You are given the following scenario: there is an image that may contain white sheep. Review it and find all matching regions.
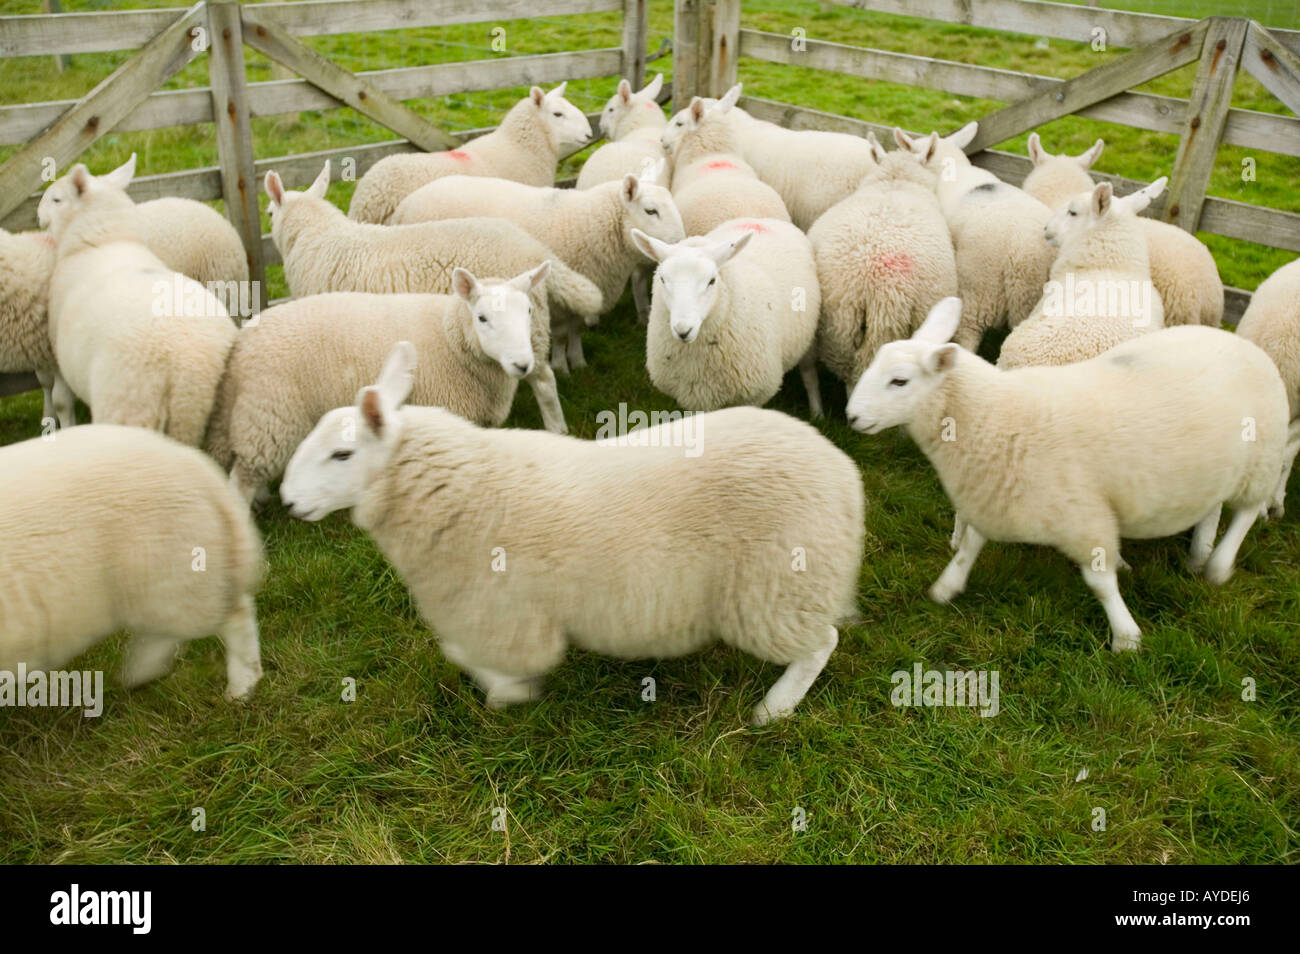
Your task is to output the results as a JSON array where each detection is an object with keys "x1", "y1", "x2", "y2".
[
  {"x1": 997, "y1": 180, "x2": 1164, "y2": 370},
  {"x1": 391, "y1": 170, "x2": 685, "y2": 374},
  {"x1": 0, "y1": 424, "x2": 263, "y2": 701},
  {"x1": 846, "y1": 297, "x2": 1287, "y2": 651},
  {"x1": 666, "y1": 87, "x2": 791, "y2": 236},
  {"x1": 267, "y1": 162, "x2": 603, "y2": 428},
  {"x1": 348, "y1": 84, "x2": 593, "y2": 224},
  {"x1": 576, "y1": 74, "x2": 671, "y2": 189},
  {"x1": 894, "y1": 123, "x2": 1055, "y2": 352},
  {"x1": 39, "y1": 164, "x2": 236, "y2": 447},
  {"x1": 1021, "y1": 139, "x2": 1223, "y2": 327},
  {"x1": 662, "y1": 83, "x2": 878, "y2": 231},
  {"x1": 808, "y1": 132, "x2": 957, "y2": 387},
  {"x1": 1235, "y1": 256, "x2": 1300, "y2": 517},
  {"x1": 280, "y1": 341, "x2": 864, "y2": 725},
  {"x1": 632, "y1": 218, "x2": 822, "y2": 416},
  {"x1": 207, "y1": 262, "x2": 560, "y2": 506}
]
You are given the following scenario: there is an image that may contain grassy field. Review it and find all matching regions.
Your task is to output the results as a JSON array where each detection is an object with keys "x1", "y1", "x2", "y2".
[{"x1": 0, "y1": 0, "x2": 1297, "y2": 864}]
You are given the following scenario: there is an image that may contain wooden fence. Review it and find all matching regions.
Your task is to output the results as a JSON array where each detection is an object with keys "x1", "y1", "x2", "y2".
[
  {"x1": 0, "y1": 0, "x2": 651, "y2": 397},
  {"x1": 674, "y1": 0, "x2": 1300, "y2": 324}
]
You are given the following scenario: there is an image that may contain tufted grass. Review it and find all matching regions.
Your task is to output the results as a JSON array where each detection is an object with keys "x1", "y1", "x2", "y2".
[{"x1": 0, "y1": 0, "x2": 1296, "y2": 864}]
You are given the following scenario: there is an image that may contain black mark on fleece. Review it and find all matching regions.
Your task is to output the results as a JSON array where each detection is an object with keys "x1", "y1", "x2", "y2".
[{"x1": 969, "y1": 182, "x2": 999, "y2": 195}]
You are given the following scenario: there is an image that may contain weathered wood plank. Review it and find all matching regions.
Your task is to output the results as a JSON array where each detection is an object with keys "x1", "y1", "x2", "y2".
[
  {"x1": 710, "y1": 0, "x2": 740, "y2": 98},
  {"x1": 240, "y1": 5, "x2": 458, "y2": 151},
  {"x1": 0, "y1": 3, "x2": 204, "y2": 223},
  {"x1": 1242, "y1": 21, "x2": 1300, "y2": 116},
  {"x1": 207, "y1": 2, "x2": 264, "y2": 303},
  {"x1": 968, "y1": 21, "x2": 1207, "y2": 151},
  {"x1": 1164, "y1": 18, "x2": 1247, "y2": 233},
  {"x1": 673, "y1": 0, "x2": 706, "y2": 107},
  {"x1": 621, "y1": 0, "x2": 648, "y2": 89},
  {"x1": 0, "y1": 8, "x2": 179, "y2": 58}
]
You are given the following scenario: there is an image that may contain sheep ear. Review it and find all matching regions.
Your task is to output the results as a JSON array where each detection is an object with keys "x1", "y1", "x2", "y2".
[
  {"x1": 622, "y1": 173, "x2": 640, "y2": 202},
  {"x1": 643, "y1": 73, "x2": 663, "y2": 99},
  {"x1": 103, "y1": 153, "x2": 136, "y2": 190},
  {"x1": 947, "y1": 121, "x2": 978, "y2": 150},
  {"x1": 913, "y1": 296, "x2": 963, "y2": 344},
  {"x1": 617, "y1": 78, "x2": 632, "y2": 104},
  {"x1": 375, "y1": 340, "x2": 416, "y2": 408},
  {"x1": 893, "y1": 128, "x2": 915, "y2": 151},
  {"x1": 513, "y1": 260, "x2": 551, "y2": 292},
  {"x1": 452, "y1": 267, "x2": 481, "y2": 303},
  {"x1": 643, "y1": 156, "x2": 667, "y2": 185},
  {"x1": 630, "y1": 227, "x2": 672, "y2": 263},
  {"x1": 307, "y1": 161, "x2": 330, "y2": 199},
  {"x1": 1121, "y1": 176, "x2": 1166, "y2": 215},
  {"x1": 924, "y1": 343, "x2": 960, "y2": 375},
  {"x1": 359, "y1": 388, "x2": 386, "y2": 436},
  {"x1": 70, "y1": 165, "x2": 91, "y2": 195},
  {"x1": 716, "y1": 83, "x2": 742, "y2": 113},
  {"x1": 550, "y1": 81, "x2": 567, "y2": 98},
  {"x1": 264, "y1": 171, "x2": 285, "y2": 205},
  {"x1": 1079, "y1": 138, "x2": 1104, "y2": 168},
  {"x1": 711, "y1": 228, "x2": 753, "y2": 265},
  {"x1": 923, "y1": 133, "x2": 939, "y2": 164},
  {"x1": 531, "y1": 86, "x2": 545, "y2": 106},
  {"x1": 865, "y1": 131, "x2": 887, "y2": 164},
  {"x1": 1091, "y1": 181, "x2": 1113, "y2": 217},
  {"x1": 689, "y1": 96, "x2": 706, "y2": 123},
  {"x1": 1027, "y1": 132, "x2": 1047, "y2": 166}
]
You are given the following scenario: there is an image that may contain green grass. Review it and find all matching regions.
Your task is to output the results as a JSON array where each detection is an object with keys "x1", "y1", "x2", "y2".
[{"x1": 0, "y1": 0, "x2": 1297, "y2": 864}]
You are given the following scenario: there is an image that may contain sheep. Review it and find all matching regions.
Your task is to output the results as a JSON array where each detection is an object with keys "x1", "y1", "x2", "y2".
[
  {"x1": 632, "y1": 218, "x2": 822, "y2": 417},
  {"x1": 266, "y1": 161, "x2": 604, "y2": 428},
  {"x1": 665, "y1": 87, "x2": 791, "y2": 236},
  {"x1": 348, "y1": 83, "x2": 593, "y2": 224},
  {"x1": 575, "y1": 74, "x2": 671, "y2": 190},
  {"x1": 280, "y1": 341, "x2": 864, "y2": 725},
  {"x1": 391, "y1": 170, "x2": 684, "y2": 374},
  {"x1": 661, "y1": 83, "x2": 878, "y2": 231},
  {"x1": 997, "y1": 180, "x2": 1164, "y2": 371},
  {"x1": 846, "y1": 297, "x2": 1287, "y2": 651},
  {"x1": 0, "y1": 424, "x2": 264, "y2": 701},
  {"x1": 1235, "y1": 256, "x2": 1300, "y2": 517},
  {"x1": 808, "y1": 132, "x2": 957, "y2": 387},
  {"x1": 1021, "y1": 139, "x2": 1223, "y2": 328},
  {"x1": 207, "y1": 262, "x2": 560, "y2": 506},
  {"x1": 38, "y1": 164, "x2": 236, "y2": 447},
  {"x1": 894, "y1": 123, "x2": 1055, "y2": 352}
]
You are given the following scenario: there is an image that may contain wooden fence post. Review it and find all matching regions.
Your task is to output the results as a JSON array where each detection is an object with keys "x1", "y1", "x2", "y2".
[
  {"x1": 709, "y1": 0, "x2": 740, "y2": 98},
  {"x1": 1164, "y1": 16, "x2": 1248, "y2": 233},
  {"x1": 673, "y1": 0, "x2": 741, "y2": 109},
  {"x1": 206, "y1": 1, "x2": 264, "y2": 314},
  {"x1": 621, "y1": 0, "x2": 647, "y2": 90}
]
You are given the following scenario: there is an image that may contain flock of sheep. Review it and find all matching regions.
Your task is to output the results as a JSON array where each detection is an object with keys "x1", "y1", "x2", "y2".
[{"x1": 2, "y1": 74, "x2": 1299, "y2": 726}]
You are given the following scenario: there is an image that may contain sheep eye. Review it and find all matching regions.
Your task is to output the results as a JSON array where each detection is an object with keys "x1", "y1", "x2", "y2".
[
  {"x1": 1068, "y1": 209, "x2": 1078, "y2": 216},
  {"x1": 330, "y1": 449, "x2": 353, "y2": 461},
  {"x1": 646, "y1": 207, "x2": 659, "y2": 216},
  {"x1": 478, "y1": 314, "x2": 488, "y2": 324},
  {"x1": 707, "y1": 277, "x2": 716, "y2": 287},
  {"x1": 553, "y1": 111, "x2": 563, "y2": 117},
  {"x1": 889, "y1": 378, "x2": 908, "y2": 388}
]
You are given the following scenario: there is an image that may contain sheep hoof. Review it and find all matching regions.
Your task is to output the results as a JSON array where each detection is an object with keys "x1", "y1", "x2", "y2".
[
  {"x1": 927, "y1": 582, "x2": 958, "y2": 605},
  {"x1": 1267, "y1": 502, "x2": 1284, "y2": 521},
  {"x1": 749, "y1": 701, "x2": 790, "y2": 727},
  {"x1": 1204, "y1": 561, "x2": 1234, "y2": 586},
  {"x1": 1110, "y1": 632, "x2": 1141, "y2": 653}
]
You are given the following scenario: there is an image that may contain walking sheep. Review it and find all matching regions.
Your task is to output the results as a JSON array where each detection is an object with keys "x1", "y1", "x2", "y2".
[
  {"x1": 208, "y1": 262, "x2": 561, "y2": 506},
  {"x1": 391, "y1": 170, "x2": 685, "y2": 374},
  {"x1": 0, "y1": 425, "x2": 263, "y2": 701},
  {"x1": 348, "y1": 83, "x2": 593, "y2": 224},
  {"x1": 808, "y1": 133, "x2": 957, "y2": 387},
  {"x1": 39, "y1": 164, "x2": 236, "y2": 446},
  {"x1": 281, "y1": 342, "x2": 864, "y2": 725},
  {"x1": 633, "y1": 218, "x2": 822, "y2": 416},
  {"x1": 846, "y1": 297, "x2": 1287, "y2": 652}
]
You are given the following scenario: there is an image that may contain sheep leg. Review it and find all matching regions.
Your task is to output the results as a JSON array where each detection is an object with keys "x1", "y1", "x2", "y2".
[
  {"x1": 1187, "y1": 503, "x2": 1223, "y2": 571},
  {"x1": 1080, "y1": 566, "x2": 1141, "y2": 652},
  {"x1": 751, "y1": 625, "x2": 838, "y2": 727},
  {"x1": 34, "y1": 368, "x2": 56, "y2": 427},
  {"x1": 1204, "y1": 506, "x2": 1259, "y2": 585},
  {"x1": 928, "y1": 525, "x2": 986, "y2": 604},
  {"x1": 632, "y1": 266, "x2": 651, "y2": 325},
  {"x1": 565, "y1": 314, "x2": 587, "y2": 370},
  {"x1": 51, "y1": 371, "x2": 77, "y2": 429},
  {"x1": 1268, "y1": 420, "x2": 1300, "y2": 518},
  {"x1": 229, "y1": 465, "x2": 267, "y2": 510},
  {"x1": 798, "y1": 349, "x2": 823, "y2": 420},
  {"x1": 121, "y1": 635, "x2": 181, "y2": 689},
  {"x1": 549, "y1": 319, "x2": 570, "y2": 375},
  {"x1": 473, "y1": 667, "x2": 545, "y2": 710},
  {"x1": 525, "y1": 363, "x2": 568, "y2": 435},
  {"x1": 950, "y1": 514, "x2": 967, "y2": 550},
  {"x1": 220, "y1": 595, "x2": 263, "y2": 702}
]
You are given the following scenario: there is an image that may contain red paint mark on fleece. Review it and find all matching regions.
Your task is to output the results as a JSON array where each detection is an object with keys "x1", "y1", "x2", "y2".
[
  {"x1": 704, "y1": 160, "x2": 737, "y2": 171},
  {"x1": 866, "y1": 250, "x2": 914, "y2": 277},
  {"x1": 734, "y1": 221, "x2": 769, "y2": 233},
  {"x1": 445, "y1": 150, "x2": 472, "y2": 161}
]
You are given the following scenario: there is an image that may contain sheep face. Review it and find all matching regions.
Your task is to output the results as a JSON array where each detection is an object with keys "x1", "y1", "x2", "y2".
[
  {"x1": 631, "y1": 227, "x2": 753, "y2": 344},
  {"x1": 620, "y1": 175, "x2": 684, "y2": 248},
  {"x1": 893, "y1": 122, "x2": 976, "y2": 176},
  {"x1": 264, "y1": 160, "x2": 331, "y2": 232},
  {"x1": 532, "y1": 82, "x2": 593, "y2": 154},
  {"x1": 1044, "y1": 181, "x2": 1118, "y2": 248},
  {"x1": 600, "y1": 73, "x2": 665, "y2": 139},
  {"x1": 281, "y1": 341, "x2": 416, "y2": 521},
  {"x1": 660, "y1": 83, "x2": 740, "y2": 155},
  {"x1": 452, "y1": 263, "x2": 550, "y2": 379},
  {"x1": 37, "y1": 153, "x2": 136, "y2": 238},
  {"x1": 846, "y1": 297, "x2": 963, "y2": 434}
]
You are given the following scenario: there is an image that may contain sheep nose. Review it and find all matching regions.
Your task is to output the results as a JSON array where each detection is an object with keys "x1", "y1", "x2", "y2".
[
  {"x1": 846, "y1": 413, "x2": 859, "y2": 429},
  {"x1": 514, "y1": 360, "x2": 532, "y2": 375},
  {"x1": 676, "y1": 328, "x2": 691, "y2": 341}
]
